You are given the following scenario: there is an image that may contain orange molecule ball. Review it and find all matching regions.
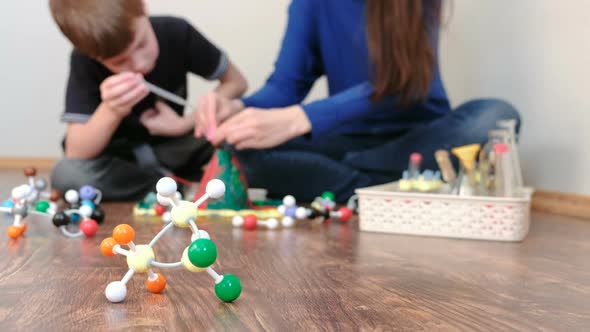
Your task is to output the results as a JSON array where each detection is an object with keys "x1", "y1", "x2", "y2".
[
  {"x1": 100, "y1": 237, "x2": 117, "y2": 257},
  {"x1": 112, "y1": 224, "x2": 135, "y2": 245},
  {"x1": 146, "y1": 273, "x2": 167, "y2": 293},
  {"x1": 7, "y1": 225, "x2": 22, "y2": 239}
]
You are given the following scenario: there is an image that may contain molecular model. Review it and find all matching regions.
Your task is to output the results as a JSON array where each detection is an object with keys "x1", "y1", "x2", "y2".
[
  {"x1": 232, "y1": 193, "x2": 353, "y2": 231},
  {"x1": 0, "y1": 168, "x2": 61, "y2": 239},
  {"x1": 100, "y1": 177, "x2": 242, "y2": 303},
  {"x1": 0, "y1": 172, "x2": 105, "y2": 239},
  {"x1": 47, "y1": 184, "x2": 105, "y2": 238}
]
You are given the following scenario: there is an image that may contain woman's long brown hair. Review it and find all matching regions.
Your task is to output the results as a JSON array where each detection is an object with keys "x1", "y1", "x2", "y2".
[{"x1": 366, "y1": 0, "x2": 442, "y2": 105}]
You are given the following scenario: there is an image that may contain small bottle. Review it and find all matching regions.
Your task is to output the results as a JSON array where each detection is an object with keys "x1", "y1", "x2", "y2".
[
  {"x1": 494, "y1": 143, "x2": 514, "y2": 197},
  {"x1": 408, "y1": 153, "x2": 422, "y2": 180},
  {"x1": 479, "y1": 129, "x2": 509, "y2": 195}
]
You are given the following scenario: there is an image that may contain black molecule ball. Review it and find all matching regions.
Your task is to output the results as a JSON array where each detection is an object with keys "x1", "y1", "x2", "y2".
[
  {"x1": 91, "y1": 208, "x2": 105, "y2": 224},
  {"x1": 52, "y1": 212, "x2": 70, "y2": 227}
]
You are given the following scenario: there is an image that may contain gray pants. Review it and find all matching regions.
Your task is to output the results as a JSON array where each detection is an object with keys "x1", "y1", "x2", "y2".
[{"x1": 51, "y1": 135, "x2": 213, "y2": 201}]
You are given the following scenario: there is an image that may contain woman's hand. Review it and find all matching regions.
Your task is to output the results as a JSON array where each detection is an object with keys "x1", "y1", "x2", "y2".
[
  {"x1": 140, "y1": 100, "x2": 195, "y2": 136},
  {"x1": 211, "y1": 105, "x2": 312, "y2": 150},
  {"x1": 195, "y1": 91, "x2": 244, "y2": 140}
]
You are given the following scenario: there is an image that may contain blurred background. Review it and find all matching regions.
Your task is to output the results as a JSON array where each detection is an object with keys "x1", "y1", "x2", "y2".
[{"x1": 0, "y1": 0, "x2": 588, "y2": 195}]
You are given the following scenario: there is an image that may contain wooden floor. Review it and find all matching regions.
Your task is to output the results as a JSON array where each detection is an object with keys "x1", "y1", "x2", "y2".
[{"x1": 0, "y1": 170, "x2": 589, "y2": 331}]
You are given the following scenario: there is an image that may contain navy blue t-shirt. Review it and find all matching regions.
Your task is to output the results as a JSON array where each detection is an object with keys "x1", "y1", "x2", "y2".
[{"x1": 61, "y1": 16, "x2": 228, "y2": 156}]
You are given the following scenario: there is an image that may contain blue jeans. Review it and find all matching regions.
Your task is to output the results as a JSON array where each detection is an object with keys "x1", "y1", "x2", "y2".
[{"x1": 236, "y1": 99, "x2": 521, "y2": 202}]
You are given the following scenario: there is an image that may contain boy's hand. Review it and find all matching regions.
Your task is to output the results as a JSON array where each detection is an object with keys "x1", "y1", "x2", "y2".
[
  {"x1": 195, "y1": 91, "x2": 244, "y2": 141},
  {"x1": 140, "y1": 100, "x2": 194, "y2": 137},
  {"x1": 100, "y1": 72, "x2": 149, "y2": 118}
]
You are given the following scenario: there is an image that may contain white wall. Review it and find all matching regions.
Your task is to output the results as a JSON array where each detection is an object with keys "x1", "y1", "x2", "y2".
[
  {"x1": 0, "y1": 1, "x2": 588, "y2": 195},
  {"x1": 439, "y1": 0, "x2": 590, "y2": 195}
]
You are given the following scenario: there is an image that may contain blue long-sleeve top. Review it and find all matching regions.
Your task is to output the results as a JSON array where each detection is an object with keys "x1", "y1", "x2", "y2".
[{"x1": 242, "y1": 0, "x2": 451, "y2": 138}]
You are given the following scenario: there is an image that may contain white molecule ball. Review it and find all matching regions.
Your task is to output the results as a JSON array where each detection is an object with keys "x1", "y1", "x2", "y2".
[
  {"x1": 79, "y1": 205, "x2": 93, "y2": 218},
  {"x1": 105, "y1": 281, "x2": 127, "y2": 303},
  {"x1": 295, "y1": 207, "x2": 309, "y2": 220},
  {"x1": 174, "y1": 191, "x2": 183, "y2": 201},
  {"x1": 277, "y1": 205, "x2": 286, "y2": 215},
  {"x1": 162, "y1": 211, "x2": 172, "y2": 223},
  {"x1": 266, "y1": 218, "x2": 279, "y2": 230},
  {"x1": 156, "y1": 177, "x2": 177, "y2": 197},
  {"x1": 282, "y1": 195, "x2": 296, "y2": 207},
  {"x1": 206, "y1": 179, "x2": 225, "y2": 199},
  {"x1": 65, "y1": 189, "x2": 79, "y2": 204},
  {"x1": 191, "y1": 230, "x2": 211, "y2": 242},
  {"x1": 232, "y1": 215, "x2": 244, "y2": 227},
  {"x1": 157, "y1": 193, "x2": 171, "y2": 207},
  {"x1": 282, "y1": 216, "x2": 295, "y2": 228},
  {"x1": 12, "y1": 185, "x2": 31, "y2": 200}
]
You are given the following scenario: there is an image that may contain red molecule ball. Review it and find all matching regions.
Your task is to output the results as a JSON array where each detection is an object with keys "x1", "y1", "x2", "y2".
[
  {"x1": 154, "y1": 204, "x2": 167, "y2": 216},
  {"x1": 242, "y1": 214, "x2": 258, "y2": 231},
  {"x1": 80, "y1": 219, "x2": 99, "y2": 237},
  {"x1": 338, "y1": 207, "x2": 353, "y2": 222}
]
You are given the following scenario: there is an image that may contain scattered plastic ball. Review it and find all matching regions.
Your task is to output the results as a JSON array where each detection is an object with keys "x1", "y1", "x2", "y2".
[
  {"x1": 243, "y1": 215, "x2": 258, "y2": 231},
  {"x1": 113, "y1": 224, "x2": 135, "y2": 245},
  {"x1": 146, "y1": 273, "x2": 167, "y2": 293},
  {"x1": 80, "y1": 219, "x2": 99, "y2": 237},
  {"x1": 91, "y1": 208, "x2": 105, "y2": 223},
  {"x1": 35, "y1": 200, "x2": 50, "y2": 213},
  {"x1": 105, "y1": 281, "x2": 127, "y2": 303},
  {"x1": 154, "y1": 204, "x2": 167, "y2": 216},
  {"x1": 79, "y1": 185, "x2": 97, "y2": 201},
  {"x1": 100, "y1": 237, "x2": 117, "y2": 256},
  {"x1": 188, "y1": 238, "x2": 217, "y2": 268},
  {"x1": 321, "y1": 191, "x2": 335, "y2": 202},
  {"x1": 215, "y1": 274, "x2": 242, "y2": 302},
  {"x1": 52, "y1": 212, "x2": 70, "y2": 227}
]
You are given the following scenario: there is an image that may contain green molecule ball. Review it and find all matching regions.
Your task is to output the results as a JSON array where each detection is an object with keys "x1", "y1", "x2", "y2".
[
  {"x1": 215, "y1": 274, "x2": 242, "y2": 302},
  {"x1": 188, "y1": 238, "x2": 217, "y2": 268},
  {"x1": 321, "y1": 191, "x2": 335, "y2": 202},
  {"x1": 35, "y1": 200, "x2": 50, "y2": 213}
]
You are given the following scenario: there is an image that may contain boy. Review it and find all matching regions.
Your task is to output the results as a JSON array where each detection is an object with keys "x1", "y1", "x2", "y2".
[{"x1": 49, "y1": 0, "x2": 247, "y2": 200}]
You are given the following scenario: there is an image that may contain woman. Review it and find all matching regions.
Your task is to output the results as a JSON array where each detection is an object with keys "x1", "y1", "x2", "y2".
[{"x1": 195, "y1": 0, "x2": 520, "y2": 202}]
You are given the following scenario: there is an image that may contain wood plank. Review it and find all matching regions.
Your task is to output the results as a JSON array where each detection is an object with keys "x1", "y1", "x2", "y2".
[
  {"x1": 0, "y1": 168, "x2": 589, "y2": 331},
  {"x1": 0, "y1": 157, "x2": 56, "y2": 170},
  {"x1": 532, "y1": 190, "x2": 590, "y2": 220}
]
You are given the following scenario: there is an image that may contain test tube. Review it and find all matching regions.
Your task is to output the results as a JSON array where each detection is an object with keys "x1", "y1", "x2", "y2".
[
  {"x1": 434, "y1": 150, "x2": 456, "y2": 183},
  {"x1": 451, "y1": 144, "x2": 481, "y2": 196},
  {"x1": 496, "y1": 119, "x2": 523, "y2": 190},
  {"x1": 493, "y1": 143, "x2": 514, "y2": 197},
  {"x1": 408, "y1": 153, "x2": 422, "y2": 180}
]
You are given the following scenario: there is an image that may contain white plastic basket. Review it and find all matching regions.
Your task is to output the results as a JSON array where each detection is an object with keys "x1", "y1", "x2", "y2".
[{"x1": 355, "y1": 182, "x2": 534, "y2": 242}]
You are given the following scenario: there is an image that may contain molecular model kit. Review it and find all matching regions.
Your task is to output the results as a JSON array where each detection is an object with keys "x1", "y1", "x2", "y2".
[
  {"x1": 232, "y1": 192, "x2": 353, "y2": 231},
  {"x1": 100, "y1": 177, "x2": 242, "y2": 303},
  {"x1": 51, "y1": 185, "x2": 105, "y2": 238},
  {"x1": 0, "y1": 167, "x2": 105, "y2": 239}
]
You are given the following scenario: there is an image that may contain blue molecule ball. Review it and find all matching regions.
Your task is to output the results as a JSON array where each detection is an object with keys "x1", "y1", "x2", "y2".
[
  {"x1": 285, "y1": 206, "x2": 297, "y2": 218},
  {"x1": 2, "y1": 199, "x2": 15, "y2": 208},
  {"x1": 81, "y1": 200, "x2": 95, "y2": 209},
  {"x1": 70, "y1": 213, "x2": 81, "y2": 223},
  {"x1": 79, "y1": 185, "x2": 97, "y2": 201}
]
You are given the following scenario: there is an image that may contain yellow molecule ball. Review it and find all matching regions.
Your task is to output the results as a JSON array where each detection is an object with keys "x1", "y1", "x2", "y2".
[
  {"x1": 170, "y1": 201, "x2": 198, "y2": 228},
  {"x1": 126, "y1": 245, "x2": 155, "y2": 273},
  {"x1": 182, "y1": 247, "x2": 205, "y2": 272}
]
